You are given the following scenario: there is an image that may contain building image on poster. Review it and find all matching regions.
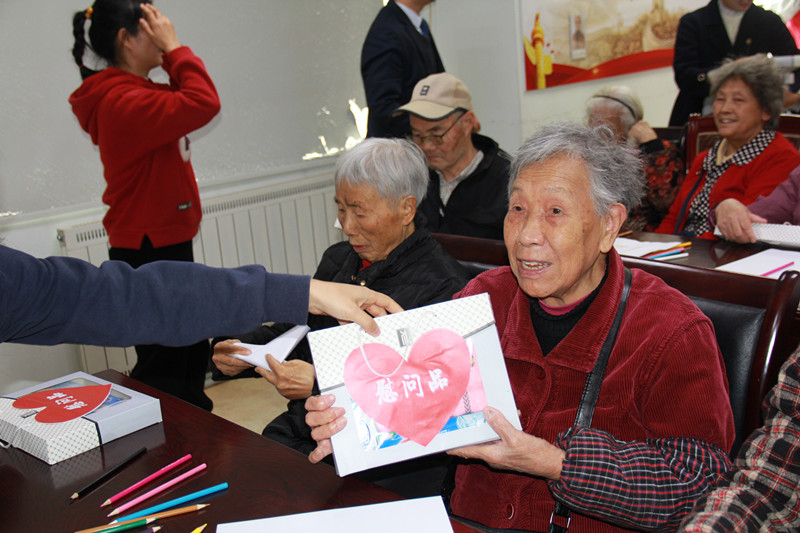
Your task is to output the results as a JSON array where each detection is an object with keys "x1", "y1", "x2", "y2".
[{"x1": 522, "y1": 0, "x2": 701, "y2": 91}]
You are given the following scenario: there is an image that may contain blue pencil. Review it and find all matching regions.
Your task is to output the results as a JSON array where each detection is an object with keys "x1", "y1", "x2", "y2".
[{"x1": 110, "y1": 482, "x2": 227, "y2": 524}]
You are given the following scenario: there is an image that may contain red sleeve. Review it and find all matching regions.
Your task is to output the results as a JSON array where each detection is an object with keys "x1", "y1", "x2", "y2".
[
  {"x1": 100, "y1": 46, "x2": 220, "y2": 158},
  {"x1": 656, "y1": 152, "x2": 706, "y2": 234}
]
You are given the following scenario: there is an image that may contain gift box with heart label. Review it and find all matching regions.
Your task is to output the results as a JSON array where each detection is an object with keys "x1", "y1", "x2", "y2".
[
  {"x1": 0, "y1": 372, "x2": 161, "y2": 464},
  {"x1": 308, "y1": 293, "x2": 520, "y2": 476}
]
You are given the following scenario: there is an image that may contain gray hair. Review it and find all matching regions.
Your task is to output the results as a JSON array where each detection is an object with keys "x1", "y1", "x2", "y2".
[
  {"x1": 586, "y1": 85, "x2": 644, "y2": 133},
  {"x1": 708, "y1": 54, "x2": 784, "y2": 129},
  {"x1": 509, "y1": 122, "x2": 645, "y2": 216},
  {"x1": 335, "y1": 138, "x2": 428, "y2": 204}
]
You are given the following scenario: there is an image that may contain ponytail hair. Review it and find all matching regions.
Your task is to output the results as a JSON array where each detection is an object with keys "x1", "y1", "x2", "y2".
[{"x1": 71, "y1": 0, "x2": 151, "y2": 80}]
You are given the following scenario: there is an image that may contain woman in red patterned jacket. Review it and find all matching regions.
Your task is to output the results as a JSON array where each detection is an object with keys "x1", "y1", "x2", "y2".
[
  {"x1": 69, "y1": 1, "x2": 220, "y2": 410},
  {"x1": 657, "y1": 54, "x2": 800, "y2": 239}
]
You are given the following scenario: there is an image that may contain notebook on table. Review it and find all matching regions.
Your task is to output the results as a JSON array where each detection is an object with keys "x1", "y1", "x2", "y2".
[{"x1": 714, "y1": 223, "x2": 800, "y2": 249}]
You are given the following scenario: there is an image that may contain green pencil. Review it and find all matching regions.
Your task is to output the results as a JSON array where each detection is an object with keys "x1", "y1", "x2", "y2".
[{"x1": 74, "y1": 517, "x2": 155, "y2": 533}]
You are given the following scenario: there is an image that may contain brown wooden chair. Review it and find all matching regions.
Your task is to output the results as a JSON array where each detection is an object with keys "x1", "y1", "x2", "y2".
[
  {"x1": 431, "y1": 232, "x2": 508, "y2": 277},
  {"x1": 652, "y1": 126, "x2": 685, "y2": 146},
  {"x1": 685, "y1": 113, "x2": 800, "y2": 166},
  {"x1": 621, "y1": 257, "x2": 800, "y2": 455},
  {"x1": 432, "y1": 232, "x2": 800, "y2": 455}
]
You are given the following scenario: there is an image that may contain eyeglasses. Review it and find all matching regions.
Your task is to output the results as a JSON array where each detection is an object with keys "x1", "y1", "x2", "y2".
[{"x1": 409, "y1": 112, "x2": 464, "y2": 146}]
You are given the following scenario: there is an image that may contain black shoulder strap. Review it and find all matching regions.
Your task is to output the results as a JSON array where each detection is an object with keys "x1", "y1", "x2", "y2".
[
  {"x1": 548, "y1": 267, "x2": 632, "y2": 533},
  {"x1": 574, "y1": 267, "x2": 632, "y2": 428}
]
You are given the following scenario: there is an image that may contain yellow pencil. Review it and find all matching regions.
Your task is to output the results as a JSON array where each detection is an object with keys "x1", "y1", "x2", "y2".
[{"x1": 190, "y1": 524, "x2": 207, "y2": 533}]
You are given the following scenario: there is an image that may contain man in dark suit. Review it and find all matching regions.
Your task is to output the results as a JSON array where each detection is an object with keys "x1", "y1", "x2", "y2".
[
  {"x1": 669, "y1": 0, "x2": 799, "y2": 127},
  {"x1": 361, "y1": 0, "x2": 444, "y2": 138}
]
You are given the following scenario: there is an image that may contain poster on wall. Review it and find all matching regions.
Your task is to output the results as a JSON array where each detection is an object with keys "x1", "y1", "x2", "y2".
[{"x1": 521, "y1": 0, "x2": 703, "y2": 91}]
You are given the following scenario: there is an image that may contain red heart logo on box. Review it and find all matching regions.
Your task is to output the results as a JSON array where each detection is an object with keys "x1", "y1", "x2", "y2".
[
  {"x1": 13, "y1": 385, "x2": 112, "y2": 423},
  {"x1": 343, "y1": 329, "x2": 470, "y2": 446}
]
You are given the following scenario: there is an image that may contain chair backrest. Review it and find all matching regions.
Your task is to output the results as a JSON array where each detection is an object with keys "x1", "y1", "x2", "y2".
[
  {"x1": 685, "y1": 113, "x2": 800, "y2": 165},
  {"x1": 431, "y1": 232, "x2": 508, "y2": 278},
  {"x1": 431, "y1": 232, "x2": 800, "y2": 455},
  {"x1": 652, "y1": 126, "x2": 684, "y2": 145},
  {"x1": 621, "y1": 257, "x2": 800, "y2": 455}
]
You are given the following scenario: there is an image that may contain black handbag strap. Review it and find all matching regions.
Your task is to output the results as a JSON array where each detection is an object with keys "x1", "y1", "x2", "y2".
[{"x1": 548, "y1": 267, "x2": 632, "y2": 533}]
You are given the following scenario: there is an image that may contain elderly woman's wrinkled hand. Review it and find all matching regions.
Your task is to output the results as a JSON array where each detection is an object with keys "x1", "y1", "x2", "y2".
[
  {"x1": 306, "y1": 394, "x2": 347, "y2": 464},
  {"x1": 211, "y1": 339, "x2": 253, "y2": 376},
  {"x1": 448, "y1": 407, "x2": 565, "y2": 481},
  {"x1": 782, "y1": 88, "x2": 800, "y2": 110},
  {"x1": 255, "y1": 355, "x2": 315, "y2": 400},
  {"x1": 629, "y1": 120, "x2": 658, "y2": 145},
  {"x1": 715, "y1": 198, "x2": 767, "y2": 244}
]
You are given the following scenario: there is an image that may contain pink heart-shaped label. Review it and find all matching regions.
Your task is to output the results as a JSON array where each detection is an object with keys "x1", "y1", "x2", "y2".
[
  {"x1": 343, "y1": 328, "x2": 470, "y2": 446},
  {"x1": 13, "y1": 385, "x2": 112, "y2": 423}
]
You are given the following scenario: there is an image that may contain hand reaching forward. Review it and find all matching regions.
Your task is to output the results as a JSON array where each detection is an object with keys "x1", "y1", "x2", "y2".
[
  {"x1": 714, "y1": 198, "x2": 766, "y2": 244},
  {"x1": 308, "y1": 279, "x2": 403, "y2": 336}
]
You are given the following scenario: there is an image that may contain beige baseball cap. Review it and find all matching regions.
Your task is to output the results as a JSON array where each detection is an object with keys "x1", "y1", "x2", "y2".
[{"x1": 394, "y1": 73, "x2": 473, "y2": 120}]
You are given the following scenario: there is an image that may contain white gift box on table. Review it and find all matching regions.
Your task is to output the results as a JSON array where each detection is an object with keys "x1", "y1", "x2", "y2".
[{"x1": 0, "y1": 371, "x2": 161, "y2": 464}]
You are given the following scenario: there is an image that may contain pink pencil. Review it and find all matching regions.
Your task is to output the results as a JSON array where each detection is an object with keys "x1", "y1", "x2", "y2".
[
  {"x1": 761, "y1": 261, "x2": 794, "y2": 277},
  {"x1": 101, "y1": 454, "x2": 192, "y2": 508},
  {"x1": 107, "y1": 463, "x2": 207, "y2": 517}
]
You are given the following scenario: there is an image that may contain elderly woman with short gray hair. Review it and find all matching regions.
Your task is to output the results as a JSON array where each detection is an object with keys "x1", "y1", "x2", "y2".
[
  {"x1": 657, "y1": 54, "x2": 800, "y2": 238},
  {"x1": 586, "y1": 86, "x2": 686, "y2": 231},
  {"x1": 307, "y1": 123, "x2": 734, "y2": 532},
  {"x1": 211, "y1": 137, "x2": 469, "y2": 498}
]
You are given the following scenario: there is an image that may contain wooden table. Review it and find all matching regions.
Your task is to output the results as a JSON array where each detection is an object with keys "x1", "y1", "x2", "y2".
[
  {"x1": 626, "y1": 231, "x2": 772, "y2": 269},
  {"x1": 0, "y1": 371, "x2": 479, "y2": 533},
  {"x1": 628, "y1": 232, "x2": 800, "y2": 348}
]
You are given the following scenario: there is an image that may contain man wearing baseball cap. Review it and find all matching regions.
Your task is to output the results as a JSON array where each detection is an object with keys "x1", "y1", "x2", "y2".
[{"x1": 395, "y1": 73, "x2": 511, "y2": 240}]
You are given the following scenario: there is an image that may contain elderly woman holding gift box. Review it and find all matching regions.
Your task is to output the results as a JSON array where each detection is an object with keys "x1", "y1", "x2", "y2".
[{"x1": 306, "y1": 123, "x2": 735, "y2": 533}]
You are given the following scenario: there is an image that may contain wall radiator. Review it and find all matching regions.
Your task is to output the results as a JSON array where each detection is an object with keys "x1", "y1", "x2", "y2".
[{"x1": 57, "y1": 171, "x2": 342, "y2": 374}]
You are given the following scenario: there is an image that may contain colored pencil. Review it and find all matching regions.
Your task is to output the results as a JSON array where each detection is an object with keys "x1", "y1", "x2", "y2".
[
  {"x1": 70, "y1": 447, "x2": 147, "y2": 501},
  {"x1": 75, "y1": 505, "x2": 207, "y2": 533},
  {"x1": 129, "y1": 503, "x2": 208, "y2": 523},
  {"x1": 107, "y1": 463, "x2": 207, "y2": 517},
  {"x1": 189, "y1": 524, "x2": 207, "y2": 533},
  {"x1": 141, "y1": 528, "x2": 161, "y2": 533},
  {"x1": 111, "y1": 484, "x2": 226, "y2": 523},
  {"x1": 617, "y1": 230, "x2": 633, "y2": 237},
  {"x1": 101, "y1": 454, "x2": 192, "y2": 507},
  {"x1": 643, "y1": 242, "x2": 691, "y2": 258},
  {"x1": 761, "y1": 261, "x2": 795, "y2": 277},
  {"x1": 647, "y1": 247, "x2": 685, "y2": 259},
  {"x1": 74, "y1": 517, "x2": 154, "y2": 533},
  {"x1": 653, "y1": 252, "x2": 689, "y2": 261}
]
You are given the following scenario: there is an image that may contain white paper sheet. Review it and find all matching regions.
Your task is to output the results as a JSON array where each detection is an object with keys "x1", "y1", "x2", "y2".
[
  {"x1": 715, "y1": 249, "x2": 800, "y2": 279},
  {"x1": 613, "y1": 237, "x2": 684, "y2": 257},
  {"x1": 217, "y1": 496, "x2": 454, "y2": 533},
  {"x1": 231, "y1": 325, "x2": 310, "y2": 369}
]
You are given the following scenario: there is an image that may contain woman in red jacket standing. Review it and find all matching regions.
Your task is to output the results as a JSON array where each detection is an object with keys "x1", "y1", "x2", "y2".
[{"x1": 69, "y1": 1, "x2": 221, "y2": 410}]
